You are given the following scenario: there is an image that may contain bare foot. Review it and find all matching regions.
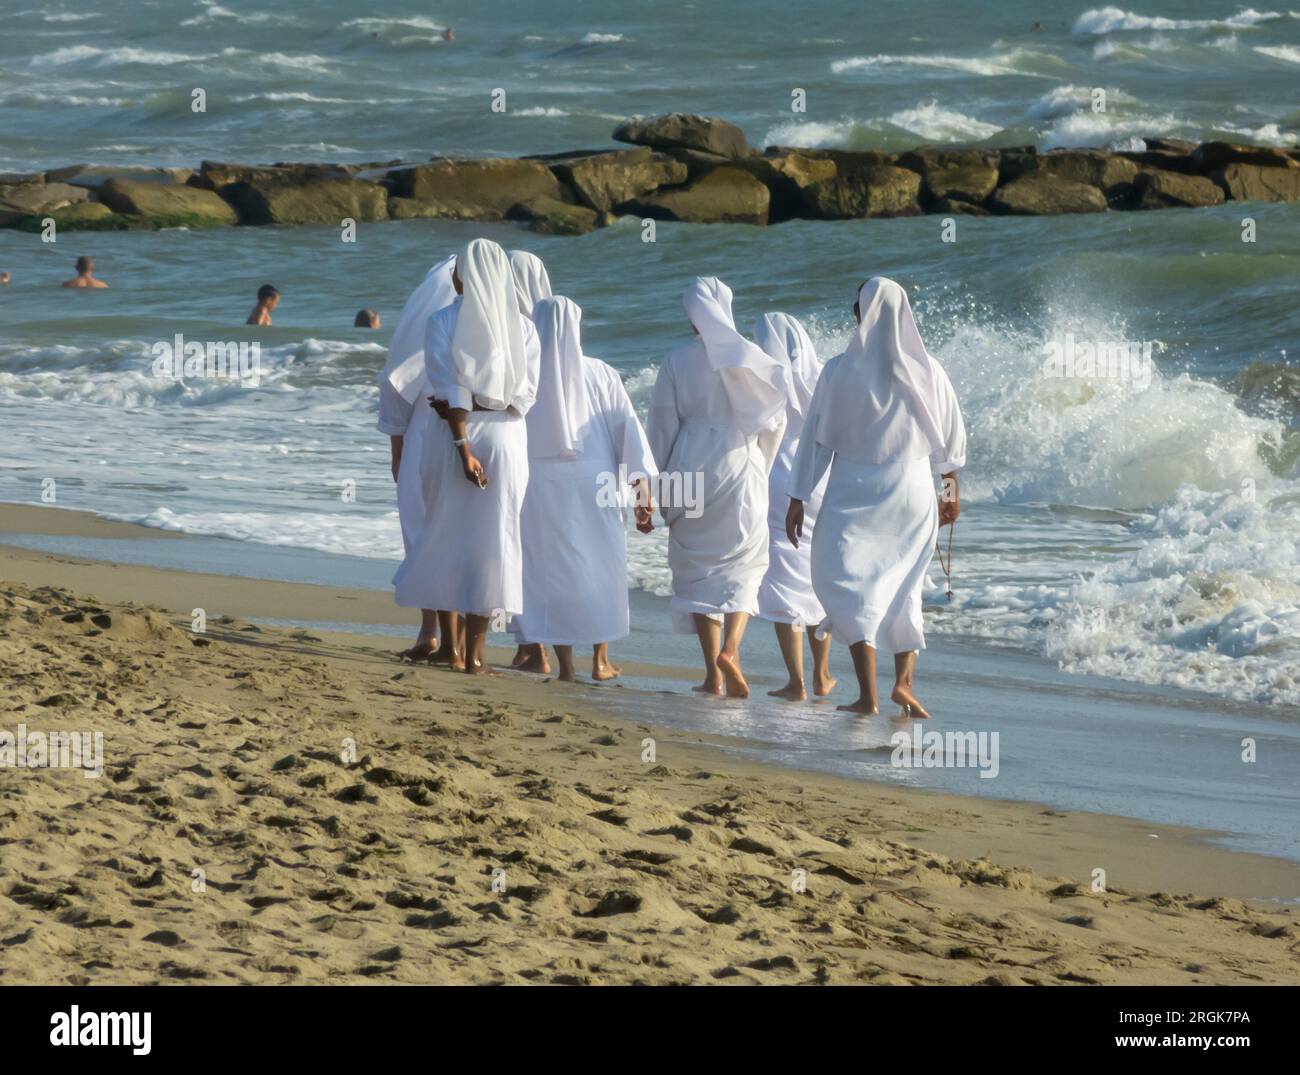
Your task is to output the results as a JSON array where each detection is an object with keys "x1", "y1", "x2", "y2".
[
  {"x1": 427, "y1": 643, "x2": 460, "y2": 667},
  {"x1": 556, "y1": 668, "x2": 577, "y2": 683},
  {"x1": 768, "y1": 682, "x2": 807, "y2": 701},
  {"x1": 592, "y1": 662, "x2": 621, "y2": 682},
  {"x1": 890, "y1": 684, "x2": 931, "y2": 719},
  {"x1": 813, "y1": 672, "x2": 837, "y2": 697},
  {"x1": 399, "y1": 640, "x2": 437, "y2": 662},
  {"x1": 715, "y1": 650, "x2": 749, "y2": 698},
  {"x1": 518, "y1": 651, "x2": 552, "y2": 675},
  {"x1": 693, "y1": 678, "x2": 724, "y2": 697},
  {"x1": 467, "y1": 660, "x2": 500, "y2": 677},
  {"x1": 509, "y1": 645, "x2": 528, "y2": 669},
  {"x1": 837, "y1": 697, "x2": 879, "y2": 715}
]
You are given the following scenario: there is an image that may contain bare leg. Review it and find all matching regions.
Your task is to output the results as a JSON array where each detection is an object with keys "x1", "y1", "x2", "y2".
[
  {"x1": 510, "y1": 645, "x2": 528, "y2": 668},
  {"x1": 463, "y1": 613, "x2": 497, "y2": 675},
  {"x1": 517, "y1": 642, "x2": 551, "y2": 674},
  {"x1": 554, "y1": 645, "x2": 576, "y2": 682},
  {"x1": 810, "y1": 630, "x2": 836, "y2": 697},
  {"x1": 591, "y1": 643, "x2": 621, "y2": 681},
  {"x1": 715, "y1": 611, "x2": 751, "y2": 698},
  {"x1": 692, "y1": 614, "x2": 724, "y2": 696},
  {"x1": 429, "y1": 611, "x2": 464, "y2": 670},
  {"x1": 837, "y1": 640, "x2": 878, "y2": 713},
  {"x1": 891, "y1": 651, "x2": 930, "y2": 719},
  {"x1": 768, "y1": 622, "x2": 806, "y2": 700}
]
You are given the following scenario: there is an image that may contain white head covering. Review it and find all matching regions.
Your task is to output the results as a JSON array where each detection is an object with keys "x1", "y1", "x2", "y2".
[
  {"x1": 508, "y1": 249, "x2": 552, "y2": 317},
  {"x1": 449, "y1": 238, "x2": 529, "y2": 411},
  {"x1": 813, "y1": 277, "x2": 945, "y2": 464},
  {"x1": 683, "y1": 276, "x2": 786, "y2": 435},
  {"x1": 383, "y1": 255, "x2": 456, "y2": 403},
  {"x1": 529, "y1": 296, "x2": 592, "y2": 458},
  {"x1": 753, "y1": 312, "x2": 821, "y2": 439}
]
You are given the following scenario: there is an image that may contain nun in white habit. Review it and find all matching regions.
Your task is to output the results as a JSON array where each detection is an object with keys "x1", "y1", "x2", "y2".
[
  {"x1": 515, "y1": 296, "x2": 658, "y2": 681},
  {"x1": 508, "y1": 249, "x2": 552, "y2": 318},
  {"x1": 752, "y1": 312, "x2": 834, "y2": 701},
  {"x1": 787, "y1": 277, "x2": 966, "y2": 717},
  {"x1": 647, "y1": 276, "x2": 787, "y2": 698},
  {"x1": 505, "y1": 248, "x2": 553, "y2": 671},
  {"x1": 391, "y1": 238, "x2": 540, "y2": 675},
  {"x1": 377, "y1": 254, "x2": 457, "y2": 660}
]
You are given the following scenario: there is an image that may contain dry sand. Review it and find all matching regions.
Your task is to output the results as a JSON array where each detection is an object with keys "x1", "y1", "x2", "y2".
[{"x1": 2, "y1": 557, "x2": 1299, "y2": 984}]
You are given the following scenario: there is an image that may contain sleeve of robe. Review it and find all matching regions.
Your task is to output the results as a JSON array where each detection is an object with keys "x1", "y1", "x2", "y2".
[
  {"x1": 929, "y1": 361, "x2": 967, "y2": 474},
  {"x1": 788, "y1": 358, "x2": 835, "y2": 502},
  {"x1": 426, "y1": 307, "x2": 472, "y2": 411},
  {"x1": 646, "y1": 357, "x2": 680, "y2": 474},
  {"x1": 603, "y1": 366, "x2": 659, "y2": 482},
  {"x1": 377, "y1": 375, "x2": 414, "y2": 437},
  {"x1": 510, "y1": 317, "x2": 541, "y2": 417}
]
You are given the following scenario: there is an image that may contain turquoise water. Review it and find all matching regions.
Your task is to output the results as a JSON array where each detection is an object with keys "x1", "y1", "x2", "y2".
[{"x1": 4, "y1": 1, "x2": 1300, "y2": 170}]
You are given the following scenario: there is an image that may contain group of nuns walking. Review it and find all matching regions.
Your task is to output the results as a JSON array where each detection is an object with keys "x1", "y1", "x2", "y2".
[{"x1": 378, "y1": 237, "x2": 966, "y2": 717}]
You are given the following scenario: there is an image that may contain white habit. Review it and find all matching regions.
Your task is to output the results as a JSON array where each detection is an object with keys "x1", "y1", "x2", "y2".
[
  {"x1": 516, "y1": 297, "x2": 658, "y2": 645},
  {"x1": 377, "y1": 255, "x2": 457, "y2": 554},
  {"x1": 753, "y1": 312, "x2": 828, "y2": 629},
  {"x1": 392, "y1": 240, "x2": 540, "y2": 618},
  {"x1": 789, "y1": 278, "x2": 966, "y2": 653},
  {"x1": 647, "y1": 277, "x2": 787, "y2": 632}
]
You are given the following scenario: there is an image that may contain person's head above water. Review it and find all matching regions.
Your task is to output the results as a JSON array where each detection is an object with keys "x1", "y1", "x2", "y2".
[
  {"x1": 76, "y1": 256, "x2": 95, "y2": 277},
  {"x1": 256, "y1": 284, "x2": 280, "y2": 309},
  {"x1": 355, "y1": 308, "x2": 380, "y2": 329}
]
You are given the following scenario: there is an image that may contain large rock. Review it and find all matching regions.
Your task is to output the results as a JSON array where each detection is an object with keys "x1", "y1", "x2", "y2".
[
  {"x1": 733, "y1": 151, "x2": 837, "y2": 221},
  {"x1": 1035, "y1": 150, "x2": 1139, "y2": 192},
  {"x1": 45, "y1": 164, "x2": 191, "y2": 189},
  {"x1": 1192, "y1": 141, "x2": 1298, "y2": 174},
  {"x1": 613, "y1": 114, "x2": 749, "y2": 160},
  {"x1": 507, "y1": 196, "x2": 600, "y2": 235},
  {"x1": 388, "y1": 158, "x2": 559, "y2": 218},
  {"x1": 801, "y1": 164, "x2": 921, "y2": 219},
  {"x1": 222, "y1": 177, "x2": 387, "y2": 225},
  {"x1": 0, "y1": 181, "x2": 89, "y2": 224},
  {"x1": 627, "y1": 166, "x2": 769, "y2": 224},
  {"x1": 989, "y1": 175, "x2": 1107, "y2": 215},
  {"x1": 97, "y1": 178, "x2": 238, "y2": 226},
  {"x1": 549, "y1": 148, "x2": 686, "y2": 213},
  {"x1": 1117, "y1": 147, "x2": 1199, "y2": 174},
  {"x1": 997, "y1": 147, "x2": 1039, "y2": 185},
  {"x1": 1213, "y1": 162, "x2": 1300, "y2": 203},
  {"x1": 3, "y1": 200, "x2": 123, "y2": 232},
  {"x1": 1135, "y1": 169, "x2": 1225, "y2": 209},
  {"x1": 194, "y1": 160, "x2": 350, "y2": 192},
  {"x1": 897, "y1": 149, "x2": 1000, "y2": 206}
]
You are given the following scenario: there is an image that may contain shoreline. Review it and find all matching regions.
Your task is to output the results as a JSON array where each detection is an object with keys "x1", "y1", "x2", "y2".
[
  {"x1": 4, "y1": 117, "x2": 1299, "y2": 237},
  {"x1": 2, "y1": 578, "x2": 1298, "y2": 985},
  {"x1": 2, "y1": 502, "x2": 1298, "y2": 905}
]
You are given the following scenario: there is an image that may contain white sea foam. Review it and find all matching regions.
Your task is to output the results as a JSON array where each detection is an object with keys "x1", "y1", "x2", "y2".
[
  {"x1": 831, "y1": 49, "x2": 1049, "y2": 77},
  {"x1": 762, "y1": 103, "x2": 1000, "y2": 148},
  {"x1": 29, "y1": 45, "x2": 206, "y2": 67},
  {"x1": 1255, "y1": 44, "x2": 1300, "y2": 63},
  {"x1": 1073, "y1": 6, "x2": 1283, "y2": 34},
  {"x1": 582, "y1": 32, "x2": 628, "y2": 44}
]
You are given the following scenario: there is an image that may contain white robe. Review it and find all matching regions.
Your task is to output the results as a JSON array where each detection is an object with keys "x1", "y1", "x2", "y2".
[
  {"x1": 758, "y1": 425, "x2": 828, "y2": 628},
  {"x1": 391, "y1": 298, "x2": 540, "y2": 616},
  {"x1": 789, "y1": 354, "x2": 966, "y2": 652},
  {"x1": 516, "y1": 359, "x2": 657, "y2": 645},
  {"x1": 378, "y1": 259, "x2": 457, "y2": 556},
  {"x1": 648, "y1": 339, "x2": 785, "y2": 632}
]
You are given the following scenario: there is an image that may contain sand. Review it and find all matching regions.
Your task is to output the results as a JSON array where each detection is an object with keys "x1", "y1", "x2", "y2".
[{"x1": 2, "y1": 546, "x2": 1299, "y2": 983}]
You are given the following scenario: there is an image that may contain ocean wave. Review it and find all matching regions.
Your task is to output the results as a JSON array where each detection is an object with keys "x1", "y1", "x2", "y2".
[
  {"x1": 341, "y1": 16, "x2": 447, "y2": 33},
  {"x1": 762, "y1": 103, "x2": 1001, "y2": 149},
  {"x1": 582, "y1": 32, "x2": 628, "y2": 44},
  {"x1": 1073, "y1": 6, "x2": 1285, "y2": 34},
  {"x1": 1255, "y1": 44, "x2": 1300, "y2": 63},
  {"x1": 831, "y1": 48, "x2": 1056, "y2": 78},
  {"x1": 29, "y1": 45, "x2": 207, "y2": 67}
]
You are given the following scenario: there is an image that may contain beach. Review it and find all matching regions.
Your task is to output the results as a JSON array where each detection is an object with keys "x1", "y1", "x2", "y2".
[{"x1": 2, "y1": 506, "x2": 1299, "y2": 985}]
